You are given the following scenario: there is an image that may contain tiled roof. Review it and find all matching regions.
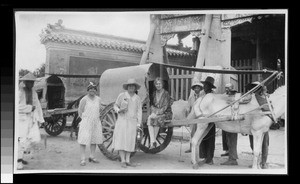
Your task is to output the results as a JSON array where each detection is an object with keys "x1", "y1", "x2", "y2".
[{"x1": 40, "y1": 25, "x2": 195, "y2": 57}]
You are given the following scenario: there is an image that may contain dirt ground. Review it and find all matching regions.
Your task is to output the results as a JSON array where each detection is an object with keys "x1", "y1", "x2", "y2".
[{"x1": 15, "y1": 126, "x2": 287, "y2": 174}]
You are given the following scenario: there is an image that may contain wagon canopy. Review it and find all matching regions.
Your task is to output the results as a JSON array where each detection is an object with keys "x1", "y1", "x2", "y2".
[{"x1": 99, "y1": 63, "x2": 169, "y2": 105}]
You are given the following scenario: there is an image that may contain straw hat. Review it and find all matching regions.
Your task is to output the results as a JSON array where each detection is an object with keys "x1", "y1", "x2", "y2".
[
  {"x1": 225, "y1": 83, "x2": 237, "y2": 92},
  {"x1": 19, "y1": 72, "x2": 36, "y2": 81},
  {"x1": 123, "y1": 78, "x2": 141, "y2": 90},
  {"x1": 201, "y1": 76, "x2": 216, "y2": 89},
  {"x1": 191, "y1": 79, "x2": 203, "y2": 90}
]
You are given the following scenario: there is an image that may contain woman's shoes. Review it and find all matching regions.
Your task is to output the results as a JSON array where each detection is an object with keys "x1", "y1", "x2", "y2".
[
  {"x1": 149, "y1": 142, "x2": 157, "y2": 149},
  {"x1": 80, "y1": 159, "x2": 86, "y2": 166},
  {"x1": 18, "y1": 159, "x2": 28, "y2": 165},
  {"x1": 126, "y1": 162, "x2": 138, "y2": 167},
  {"x1": 121, "y1": 162, "x2": 127, "y2": 168},
  {"x1": 17, "y1": 161, "x2": 24, "y2": 170},
  {"x1": 88, "y1": 157, "x2": 99, "y2": 163}
]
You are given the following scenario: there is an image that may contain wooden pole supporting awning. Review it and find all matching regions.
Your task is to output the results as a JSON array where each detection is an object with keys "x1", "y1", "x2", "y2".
[
  {"x1": 149, "y1": 61, "x2": 277, "y2": 74},
  {"x1": 46, "y1": 73, "x2": 101, "y2": 78}
]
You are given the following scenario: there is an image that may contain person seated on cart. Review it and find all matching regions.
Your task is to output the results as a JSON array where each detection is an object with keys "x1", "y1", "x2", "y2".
[
  {"x1": 147, "y1": 77, "x2": 173, "y2": 149},
  {"x1": 240, "y1": 81, "x2": 271, "y2": 169}
]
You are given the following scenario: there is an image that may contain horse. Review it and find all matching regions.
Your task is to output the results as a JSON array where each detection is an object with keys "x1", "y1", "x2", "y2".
[{"x1": 190, "y1": 85, "x2": 286, "y2": 169}]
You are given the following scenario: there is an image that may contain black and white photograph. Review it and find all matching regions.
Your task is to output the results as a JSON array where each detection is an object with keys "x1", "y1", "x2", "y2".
[{"x1": 14, "y1": 9, "x2": 287, "y2": 175}]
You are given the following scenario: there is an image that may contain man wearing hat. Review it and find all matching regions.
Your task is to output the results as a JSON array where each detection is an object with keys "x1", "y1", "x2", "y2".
[
  {"x1": 242, "y1": 81, "x2": 271, "y2": 169},
  {"x1": 221, "y1": 83, "x2": 239, "y2": 165},
  {"x1": 185, "y1": 79, "x2": 204, "y2": 153},
  {"x1": 18, "y1": 72, "x2": 44, "y2": 169},
  {"x1": 198, "y1": 76, "x2": 216, "y2": 165}
]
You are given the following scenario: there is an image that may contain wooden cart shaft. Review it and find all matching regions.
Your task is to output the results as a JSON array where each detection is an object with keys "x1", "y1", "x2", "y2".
[
  {"x1": 43, "y1": 108, "x2": 78, "y2": 117},
  {"x1": 165, "y1": 115, "x2": 245, "y2": 127}
]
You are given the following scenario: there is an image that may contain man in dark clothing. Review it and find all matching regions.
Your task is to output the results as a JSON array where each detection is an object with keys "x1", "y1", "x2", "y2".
[
  {"x1": 220, "y1": 83, "x2": 239, "y2": 165},
  {"x1": 198, "y1": 76, "x2": 216, "y2": 165},
  {"x1": 243, "y1": 82, "x2": 271, "y2": 169}
]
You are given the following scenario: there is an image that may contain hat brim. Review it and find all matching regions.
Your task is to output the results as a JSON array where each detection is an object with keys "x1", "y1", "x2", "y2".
[
  {"x1": 201, "y1": 81, "x2": 216, "y2": 89},
  {"x1": 191, "y1": 84, "x2": 203, "y2": 90},
  {"x1": 123, "y1": 83, "x2": 141, "y2": 90}
]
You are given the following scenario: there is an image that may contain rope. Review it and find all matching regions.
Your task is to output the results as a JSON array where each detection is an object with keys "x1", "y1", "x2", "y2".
[
  {"x1": 178, "y1": 127, "x2": 184, "y2": 162},
  {"x1": 195, "y1": 71, "x2": 279, "y2": 120}
]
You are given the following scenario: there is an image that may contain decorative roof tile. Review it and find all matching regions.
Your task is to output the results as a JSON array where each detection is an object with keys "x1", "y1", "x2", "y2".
[{"x1": 40, "y1": 23, "x2": 195, "y2": 57}]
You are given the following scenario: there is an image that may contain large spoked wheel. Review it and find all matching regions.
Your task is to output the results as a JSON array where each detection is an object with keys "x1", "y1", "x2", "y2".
[
  {"x1": 98, "y1": 103, "x2": 136, "y2": 161},
  {"x1": 44, "y1": 115, "x2": 66, "y2": 136},
  {"x1": 139, "y1": 125, "x2": 173, "y2": 154}
]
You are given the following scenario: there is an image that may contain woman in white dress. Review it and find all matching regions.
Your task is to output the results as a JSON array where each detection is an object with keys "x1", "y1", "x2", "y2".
[
  {"x1": 111, "y1": 78, "x2": 142, "y2": 168},
  {"x1": 78, "y1": 82, "x2": 104, "y2": 166}
]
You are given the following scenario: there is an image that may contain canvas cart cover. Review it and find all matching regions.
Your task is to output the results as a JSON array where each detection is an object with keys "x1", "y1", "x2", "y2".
[{"x1": 99, "y1": 63, "x2": 169, "y2": 105}]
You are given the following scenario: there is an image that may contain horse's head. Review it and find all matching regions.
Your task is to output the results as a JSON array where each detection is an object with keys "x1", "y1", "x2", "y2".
[
  {"x1": 171, "y1": 99, "x2": 189, "y2": 120},
  {"x1": 269, "y1": 85, "x2": 286, "y2": 119}
]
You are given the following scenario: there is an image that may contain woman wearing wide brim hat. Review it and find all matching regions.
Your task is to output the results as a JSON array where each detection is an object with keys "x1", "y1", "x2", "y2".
[
  {"x1": 122, "y1": 78, "x2": 141, "y2": 91},
  {"x1": 112, "y1": 78, "x2": 142, "y2": 168}
]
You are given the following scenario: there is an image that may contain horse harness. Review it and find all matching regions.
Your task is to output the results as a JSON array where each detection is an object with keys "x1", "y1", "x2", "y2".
[{"x1": 244, "y1": 93, "x2": 277, "y2": 123}]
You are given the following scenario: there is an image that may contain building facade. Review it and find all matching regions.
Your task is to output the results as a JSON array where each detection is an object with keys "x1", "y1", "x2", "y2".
[{"x1": 40, "y1": 21, "x2": 196, "y2": 103}]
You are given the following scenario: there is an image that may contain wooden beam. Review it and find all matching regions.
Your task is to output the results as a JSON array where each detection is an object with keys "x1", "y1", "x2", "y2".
[
  {"x1": 194, "y1": 14, "x2": 213, "y2": 79},
  {"x1": 165, "y1": 115, "x2": 245, "y2": 127},
  {"x1": 140, "y1": 16, "x2": 156, "y2": 65}
]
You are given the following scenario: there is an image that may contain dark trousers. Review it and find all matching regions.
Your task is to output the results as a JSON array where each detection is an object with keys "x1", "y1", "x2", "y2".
[
  {"x1": 249, "y1": 132, "x2": 269, "y2": 164},
  {"x1": 223, "y1": 131, "x2": 238, "y2": 160},
  {"x1": 222, "y1": 130, "x2": 228, "y2": 151},
  {"x1": 199, "y1": 123, "x2": 216, "y2": 162}
]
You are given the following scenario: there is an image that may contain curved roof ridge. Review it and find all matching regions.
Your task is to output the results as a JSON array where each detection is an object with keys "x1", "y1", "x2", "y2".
[{"x1": 40, "y1": 24, "x2": 195, "y2": 57}]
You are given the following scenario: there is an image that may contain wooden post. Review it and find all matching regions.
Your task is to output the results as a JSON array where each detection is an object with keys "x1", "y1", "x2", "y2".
[
  {"x1": 255, "y1": 35, "x2": 262, "y2": 81},
  {"x1": 140, "y1": 15, "x2": 157, "y2": 65},
  {"x1": 194, "y1": 14, "x2": 213, "y2": 80}
]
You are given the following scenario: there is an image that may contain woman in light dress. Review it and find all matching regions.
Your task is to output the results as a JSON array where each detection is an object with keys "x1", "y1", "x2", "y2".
[
  {"x1": 78, "y1": 82, "x2": 104, "y2": 166},
  {"x1": 111, "y1": 78, "x2": 142, "y2": 168}
]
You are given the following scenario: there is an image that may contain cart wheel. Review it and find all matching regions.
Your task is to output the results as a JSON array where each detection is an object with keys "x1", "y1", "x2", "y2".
[
  {"x1": 44, "y1": 115, "x2": 66, "y2": 136},
  {"x1": 98, "y1": 103, "x2": 136, "y2": 161},
  {"x1": 139, "y1": 125, "x2": 173, "y2": 154}
]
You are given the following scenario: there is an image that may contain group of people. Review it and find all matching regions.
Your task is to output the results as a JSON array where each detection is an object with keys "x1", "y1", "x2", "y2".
[
  {"x1": 184, "y1": 76, "x2": 272, "y2": 169},
  {"x1": 17, "y1": 73, "x2": 173, "y2": 169},
  {"x1": 17, "y1": 71, "x2": 272, "y2": 170}
]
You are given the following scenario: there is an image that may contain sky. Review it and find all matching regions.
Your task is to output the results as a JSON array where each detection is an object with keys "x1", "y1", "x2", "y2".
[
  {"x1": 15, "y1": 11, "x2": 188, "y2": 72},
  {"x1": 15, "y1": 12, "x2": 149, "y2": 72}
]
